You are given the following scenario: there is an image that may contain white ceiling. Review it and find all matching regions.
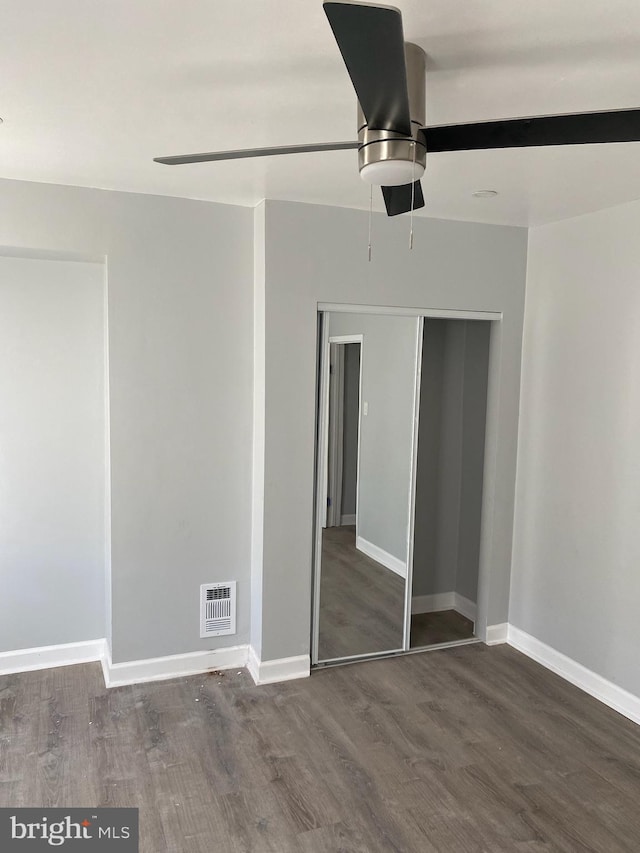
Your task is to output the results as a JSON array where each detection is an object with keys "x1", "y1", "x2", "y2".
[{"x1": 2, "y1": 0, "x2": 640, "y2": 226}]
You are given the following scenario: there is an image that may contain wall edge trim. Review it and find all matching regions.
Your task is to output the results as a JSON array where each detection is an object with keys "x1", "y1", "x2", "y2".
[
  {"x1": 356, "y1": 535, "x2": 406, "y2": 578},
  {"x1": 507, "y1": 625, "x2": 640, "y2": 727},
  {"x1": 412, "y1": 592, "x2": 477, "y2": 623},
  {"x1": 412, "y1": 592, "x2": 455, "y2": 614},
  {"x1": 485, "y1": 623, "x2": 509, "y2": 645},
  {"x1": 453, "y1": 593, "x2": 477, "y2": 623},
  {"x1": 103, "y1": 645, "x2": 249, "y2": 688},
  {"x1": 248, "y1": 646, "x2": 310, "y2": 685},
  {"x1": 0, "y1": 638, "x2": 107, "y2": 676}
]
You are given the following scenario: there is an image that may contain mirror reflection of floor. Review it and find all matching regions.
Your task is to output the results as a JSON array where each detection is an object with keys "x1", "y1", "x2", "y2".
[
  {"x1": 318, "y1": 526, "x2": 405, "y2": 661},
  {"x1": 410, "y1": 610, "x2": 474, "y2": 648}
]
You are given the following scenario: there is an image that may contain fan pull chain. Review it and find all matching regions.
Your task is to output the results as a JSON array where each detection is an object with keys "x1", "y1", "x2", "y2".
[
  {"x1": 409, "y1": 140, "x2": 417, "y2": 250},
  {"x1": 368, "y1": 184, "x2": 373, "y2": 262}
]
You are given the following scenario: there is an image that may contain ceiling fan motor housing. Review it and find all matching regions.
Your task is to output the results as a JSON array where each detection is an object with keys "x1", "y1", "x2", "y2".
[{"x1": 358, "y1": 42, "x2": 427, "y2": 186}]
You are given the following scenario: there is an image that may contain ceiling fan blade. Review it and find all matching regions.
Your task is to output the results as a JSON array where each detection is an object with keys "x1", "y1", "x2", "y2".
[
  {"x1": 323, "y1": 2, "x2": 411, "y2": 136},
  {"x1": 422, "y1": 108, "x2": 640, "y2": 153},
  {"x1": 381, "y1": 181, "x2": 424, "y2": 217},
  {"x1": 154, "y1": 140, "x2": 359, "y2": 165}
]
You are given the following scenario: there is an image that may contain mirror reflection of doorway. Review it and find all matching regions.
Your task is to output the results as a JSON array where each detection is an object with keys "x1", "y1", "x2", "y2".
[
  {"x1": 316, "y1": 314, "x2": 420, "y2": 663},
  {"x1": 325, "y1": 341, "x2": 360, "y2": 530},
  {"x1": 319, "y1": 337, "x2": 407, "y2": 660},
  {"x1": 319, "y1": 335, "x2": 396, "y2": 659}
]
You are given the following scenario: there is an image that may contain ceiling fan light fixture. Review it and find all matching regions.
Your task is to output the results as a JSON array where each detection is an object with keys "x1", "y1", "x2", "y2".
[
  {"x1": 153, "y1": 3, "x2": 640, "y2": 218},
  {"x1": 360, "y1": 159, "x2": 425, "y2": 186}
]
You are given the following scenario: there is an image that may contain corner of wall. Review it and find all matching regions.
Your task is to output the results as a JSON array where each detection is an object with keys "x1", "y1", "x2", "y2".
[
  {"x1": 506, "y1": 220, "x2": 535, "y2": 626},
  {"x1": 103, "y1": 257, "x2": 113, "y2": 656},
  {"x1": 250, "y1": 201, "x2": 266, "y2": 660},
  {"x1": 247, "y1": 645, "x2": 310, "y2": 685}
]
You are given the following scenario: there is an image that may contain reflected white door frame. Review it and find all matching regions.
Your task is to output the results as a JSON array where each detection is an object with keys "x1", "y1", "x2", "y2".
[{"x1": 326, "y1": 343, "x2": 344, "y2": 528}]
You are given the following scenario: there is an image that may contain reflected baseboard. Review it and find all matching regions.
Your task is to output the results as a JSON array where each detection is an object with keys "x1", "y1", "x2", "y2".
[
  {"x1": 356, "y1": 535, "x2": 406, "y2": 578},
  {"x1": 412, "y1": 592, "x2": 477, "y2": 622}
]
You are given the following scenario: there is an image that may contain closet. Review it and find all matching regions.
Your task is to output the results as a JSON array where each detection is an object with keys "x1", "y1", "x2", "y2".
[{"x1": 312, "y1": 309, "x2": 492, "y2": 666}]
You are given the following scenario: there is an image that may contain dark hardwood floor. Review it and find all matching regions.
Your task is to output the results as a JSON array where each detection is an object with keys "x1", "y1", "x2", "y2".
[
  {"x1": 2, "y1": 645, "x2": 640, "y2": 852},
  {"x1": 318, "y1": 526, "x2": 476, "y2": 659},
  {"x1": 318, "y1": 525, "x2": 405, "y2": 660},
  {"x1": 411, "y1": 609, "x2": 475, "y2": 648}
]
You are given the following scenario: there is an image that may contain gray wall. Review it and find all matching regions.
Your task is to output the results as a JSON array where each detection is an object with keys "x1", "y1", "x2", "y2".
[
  {"x1": 434, "y1": 321, "x2": 467, "y2": 597},
  {"x1": 412, "y1": 321, "x2": 446, "y2": 595},
  {"x1": 0, "y1": 256, "x2": 106, "y2": 651},
  {"x1": 0, "y1": 178, "x2": 254, "y2": 664},
  {"x1": 255, "y1": 200, "x2": 528, "y2": 662},
  {"x1": 329, "y1": 312, "x2": 420, "y2": 565},
  {"x1": 340, "y1": 343, "x2": 359, "y2": 519},
  {"x1": 458, "y1": 321, "x2": 491, "y2": 602},
  {"x1": 412, "y1": 320, "x2": 490, "y2": 603},
  {"x1": 511, "y1": 198, "x2": 640, "y2": 698}
]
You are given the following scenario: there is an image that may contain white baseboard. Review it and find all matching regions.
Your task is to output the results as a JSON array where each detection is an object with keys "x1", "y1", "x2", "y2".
[
  {"x1": 453, "y1": 594, "x2": 477, "y2": 623},
  {"x1": 340, "y1": 514, "x2": 356, "y2": 526},
  {"x1": 0, "y1": 639, "x2": 310, "y2": 691},
  {"x1": 411, "y1": 592, "x2": 477, "y2": 622},
  {"x1": 356, "y1": 536, "x2": 406, "y2": 578},
  {"x1": 412, "y1": 592, "x2": 455, "y2": 614},
  {"x1": 103, "y1": 645, "x2": 249, "y2": 688},
  {"x1": 485, "y1": 623, "x2": 508, "y2": 645},
  {"x1": 4, "y1": 630, "x2": 638, "y2": 727},
  {"x1": 248, "y1": 646, "x2": 310, "y2": 685},
  {"x1": 507, "y1": 626, "x2": 640, "y2": 727},
  {"x1": 0, "y1": 638, "x2": 106, "y2": 676}
]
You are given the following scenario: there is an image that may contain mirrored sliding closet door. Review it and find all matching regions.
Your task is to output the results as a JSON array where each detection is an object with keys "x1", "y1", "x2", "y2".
[
  {"x1": 313, "y1": 311, "x2": 421, "y2": 664},
  {"x1": 313, "y1": 308, "x2": 495, "y2": 667}
]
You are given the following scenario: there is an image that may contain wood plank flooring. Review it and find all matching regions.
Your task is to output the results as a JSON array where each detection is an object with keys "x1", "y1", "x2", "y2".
[
  {"x1": 2, "y1": 645, "x2": 640, "y2": 851},
  {"x1": 318, "y1": 526, "x2": 476, "y2": 658},
  {"x1": 411, "y1": 610, "x2": 475, "y2": 648},
  {"x1": 318, "y1": 525, "x2": 405, "y2": 660}
]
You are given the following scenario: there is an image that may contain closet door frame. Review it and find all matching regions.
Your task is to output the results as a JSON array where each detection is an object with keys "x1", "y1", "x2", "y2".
[{"x1": 313, "y1": 305, "x2": 502, "y2": 666}]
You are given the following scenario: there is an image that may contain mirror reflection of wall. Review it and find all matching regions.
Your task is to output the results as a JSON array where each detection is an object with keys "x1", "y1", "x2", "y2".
[
  {"x1": 317, "y1": 312, "x2": 420, "y2": 663},
  {"x1": 411, "y1": 319, "x2": 491, "y2": 648}
]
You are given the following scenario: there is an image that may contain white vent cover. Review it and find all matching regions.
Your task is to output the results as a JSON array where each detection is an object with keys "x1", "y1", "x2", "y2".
[{"x1": 200, "y1": 582, "x2": 236, "y2": 638}]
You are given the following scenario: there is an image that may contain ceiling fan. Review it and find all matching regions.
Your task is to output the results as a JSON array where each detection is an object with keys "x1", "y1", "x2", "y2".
[{"x1": 154, "y1": 1, "x2": 640, "y2": 217}]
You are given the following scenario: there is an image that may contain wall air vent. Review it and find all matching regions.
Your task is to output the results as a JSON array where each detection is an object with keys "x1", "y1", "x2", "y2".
[{"x1": 200, "y1": 581, "x2": 236, "y2": 638}]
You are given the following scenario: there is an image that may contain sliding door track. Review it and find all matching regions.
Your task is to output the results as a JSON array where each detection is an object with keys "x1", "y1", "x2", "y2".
[{"x1": 313, "y1": 636, "x2": 481, "y2": 670}]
